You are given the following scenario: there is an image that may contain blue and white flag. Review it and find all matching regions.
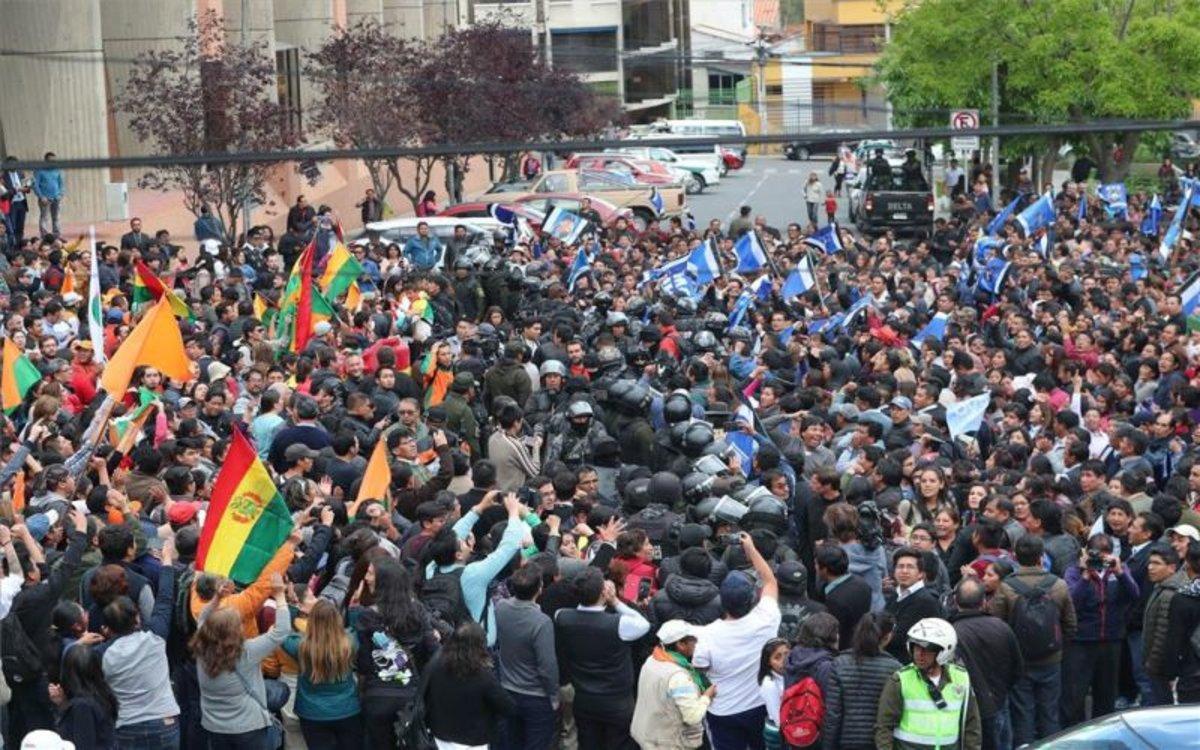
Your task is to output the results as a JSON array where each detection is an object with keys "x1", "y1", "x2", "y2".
[
  {"x1": 688, "y1": 237, "x2": 722, "y2": 284},
  {"x1": 987, "y1": 196, "x2": 1021, "y2": 237},
  {"x1": 566, "y1": 248, "x2": 591, "y2": 292},
  {"x1": 1160, "y1": 183, "x2": 1194, "y2": 262},
  {"x1": 1098, "y1": 183, "x2": 1128, "y2": 218},
  {"x1": 1077, "y1": 191, "x2": 1088, "y2": 222},
  {"x1": 1016, "y1": 193, "x2": 1056, "y2": 237},
  {"x1": 728, "y1": 291, "x2": 754, "y2": 330},
  {"x1": 781, "y1": 255, "x2": 816, "y2": 300},
  {"x1": 750, "y1": 275, "x2": 773, "y2": 302},
  {"x1": 545, "y1": 206, "x2": 589, "y2": 244},
  {"x1": 840, "y1": 293, "x2": 874, "y2": 330},
  {"x1": 1141, "y1": 194, "x2": 1162, "y2": 237},
  {"x1": 1034, "y1": 230, "x2": 1051, "y2": 259},
  {"x1": 645, "y1": 254, "x2": 690, "y2": 284},
  {"x1": 489, "y1": 203, "x2": 519, "y2": 225},
  {"x1": 660, "y1": 271, "x2": 700, "y2": 300},
  {"x1": 1130, "y1": 253, "x2": 1148, "y2": 282},
  {"x1": 734, "y1": 231, "x2": 768, "y2": 274},
  {"x1": 807, "y1": 317, "x2": 830, "y2": 335},
  {"x1": 803, "y1": 224, "x2": 843, "y2": 255},
  {"x1": 974, "y1": 236, "x2": 1002, "y2": 268},
  {"x1": 727, "y1": 404, "x2": 759, "y2": 476},
  {"x1": 977, "y1": 257, "x2": 1011, "y2": 296},
  {"x1": 777, "y1": 325, "x2": 795, "y2": 346},
  {"x1": 1180, "y1": 271, "x2": 1200, "y2": 317},
  {"x1": 946, "y1": 391, "x2": 991, "y2": 440},
  {"x1": 911, "y1": 312, "x2": 949, "y2": 346},
  {"x1": 649, "y1": 187, "x2": 665, "y2": 215}
]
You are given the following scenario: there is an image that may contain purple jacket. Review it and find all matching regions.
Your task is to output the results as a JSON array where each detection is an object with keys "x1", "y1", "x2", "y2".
[{"x1": 1064, "y1": 563, "x2": 1139, "y2": 642}]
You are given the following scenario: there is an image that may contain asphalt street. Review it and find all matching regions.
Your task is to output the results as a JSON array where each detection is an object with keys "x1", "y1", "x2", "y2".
[{"x1": 686, "y1": 155, "x2": 854, "y2": 230}]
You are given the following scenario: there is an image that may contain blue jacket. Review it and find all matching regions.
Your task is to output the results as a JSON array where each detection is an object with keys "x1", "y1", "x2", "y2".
[
  {"x1": 194, "y1": 214, "x2": 225, "y2": 242},
  {"x1": 33, "y1": 169, "x2": 64, "y2": 200},
  {"x1": 1065, "y1": 563, "x2": 1139, "y2": 641},
  {"x1": 404, "y1": 235, "x2": 443, "y2": 270}
]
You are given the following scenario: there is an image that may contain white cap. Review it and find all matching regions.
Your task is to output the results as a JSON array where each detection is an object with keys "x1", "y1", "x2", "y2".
[
  {"x1": 1169, "y1": 524, "x2": 1200, "y2": 542},
  {"x1": 657, "y1": 619, "x2": 700, "y2": 645},
  {"x1": 21, "y1": 730, "x2": 75, "y2": 750}
]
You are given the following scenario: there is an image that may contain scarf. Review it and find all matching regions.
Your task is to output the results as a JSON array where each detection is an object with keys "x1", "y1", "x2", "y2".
[{"x1": 653, "y1": 646, "x2": 710, "y2": 692}]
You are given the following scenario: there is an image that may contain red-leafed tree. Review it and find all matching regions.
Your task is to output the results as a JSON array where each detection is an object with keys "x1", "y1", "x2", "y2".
[
  {"x1": 113, "y1": 9, "x2": 304, "y2": 244},
  {"x1": 305, "y1": 18, "x2": 434, "y2": 211}
]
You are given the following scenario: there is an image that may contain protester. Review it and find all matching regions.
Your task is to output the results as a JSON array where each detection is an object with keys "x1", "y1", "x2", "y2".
[{"x1": 630, "y1": 619, "x2": 715, "y2": 750}]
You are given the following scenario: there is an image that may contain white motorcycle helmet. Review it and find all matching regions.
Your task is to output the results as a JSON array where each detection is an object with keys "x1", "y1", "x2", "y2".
[{"x1": 906, "y1": 618, "x2": 957, "y2": 666}]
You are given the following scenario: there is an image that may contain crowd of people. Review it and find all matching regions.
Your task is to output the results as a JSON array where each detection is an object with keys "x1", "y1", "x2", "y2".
[{"x1": 0, "y1": 147, "x2": 1198, "y2": 750}]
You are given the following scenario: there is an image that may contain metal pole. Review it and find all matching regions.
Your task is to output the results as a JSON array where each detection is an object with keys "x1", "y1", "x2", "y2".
[
  {"x1": 544, "y1": 0, "x2": 553, "y2": 66},
  {"x1": 990, "y1": 59, "x2": 1000, "y2": 202},
  {"x1": 239, "y1": 0, "x2": 252, "y2": 241}
]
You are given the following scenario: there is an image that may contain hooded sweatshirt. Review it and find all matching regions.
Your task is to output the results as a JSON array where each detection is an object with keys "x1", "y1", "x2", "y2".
[{"x1": 843, "y1": 541, "x2": 888, "y2": 612}]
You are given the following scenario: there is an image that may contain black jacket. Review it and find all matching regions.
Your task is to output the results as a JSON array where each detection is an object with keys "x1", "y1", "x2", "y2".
[
  {"x1": 649, "y1": 574, "x2": 721, "y2": 626},
  {"x1": 885, "y1": 586, "x2": 944, "y2": 664},
  {"x1": 823, "y1": 652, "x2": 902, "y2": 750},
  {"x1": 1162, "y1": 578, "x2": 1200, "y2": 681},
  {"x1": 949, "y1": 608, "x2": 1023, "y2": 718},
  {"x1": 821, "y1": 573, "x2": 873, "y2": 652},
  {"x1": 424, "y1": 653, "x2": 515, "y2": 745},
  {"x1": 12, "y1": 529, "x2": 88, "y2": 669}
]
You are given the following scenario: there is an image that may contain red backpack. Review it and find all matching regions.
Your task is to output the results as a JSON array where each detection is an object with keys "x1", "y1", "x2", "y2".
[{"x1": 778, "y1": 676, "x2": 825, "y2": 748}]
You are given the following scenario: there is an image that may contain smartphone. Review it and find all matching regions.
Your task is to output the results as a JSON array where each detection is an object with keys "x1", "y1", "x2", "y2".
[{"x1": 637, "y1": 577, "x2": 652, "y2": 601}]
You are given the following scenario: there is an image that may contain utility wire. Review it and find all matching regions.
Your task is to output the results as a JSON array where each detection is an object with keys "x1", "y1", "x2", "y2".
[{"x1": 6, "y1": 118, "x2": 1197, "y2": 172}]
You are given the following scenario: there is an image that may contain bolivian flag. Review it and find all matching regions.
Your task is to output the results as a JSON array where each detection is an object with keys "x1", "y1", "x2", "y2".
[
  {"x1": 196, "y1": 429, "x2": 293, "y2": 585},
  {"x1": 108, "y1": 387, "x2": 158, "y2": 450},
  {"x1": 1, "y1": 339, "x2": 40, "y2": 413},
  {"x1": 132, "y1": 261, "x2": 194, "y2": 320},
  {"x1": 318, "y1": 244, "x2": 363, "y2": 301}
]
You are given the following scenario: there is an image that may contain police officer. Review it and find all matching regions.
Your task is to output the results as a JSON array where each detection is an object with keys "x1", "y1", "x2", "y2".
[
  {"x1": 443, "y1": 371, "x2": 481, "y2": 458},
  {"x1": 545, "y1": 400, "x2": 611, "y2": 468},
  {"x1": 875, "y1": 618, "x2": 983, "y2": 750}
]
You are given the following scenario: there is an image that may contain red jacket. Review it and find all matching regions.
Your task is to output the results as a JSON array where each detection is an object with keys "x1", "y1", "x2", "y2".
[{"x1": 70, "y1": 362, "x2": 99, "y2": 405}]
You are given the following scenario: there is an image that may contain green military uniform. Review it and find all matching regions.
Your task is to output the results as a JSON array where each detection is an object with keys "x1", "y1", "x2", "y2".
[{"x1": 442, "y1": 390, "x2": 480, "y2": 459}]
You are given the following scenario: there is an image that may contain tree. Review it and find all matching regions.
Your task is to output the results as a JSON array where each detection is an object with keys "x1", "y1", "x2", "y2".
[
  {"x1": 877, "y1": 0, "x2": 1200, "y2": 182},
  {"x1": 305, "y1": 18, "x2": 432, "y2": 211},
  {"x1": 113, "y1": 10, "x2": 303, "y2": 244},
  {"x1": 410, "y1": 19, "x2": 618, "y2": 199}
]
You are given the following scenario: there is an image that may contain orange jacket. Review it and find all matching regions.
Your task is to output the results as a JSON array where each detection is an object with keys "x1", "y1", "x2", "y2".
[{"x1": 189, "y1": 543, "x2": 296, "y2": 638}]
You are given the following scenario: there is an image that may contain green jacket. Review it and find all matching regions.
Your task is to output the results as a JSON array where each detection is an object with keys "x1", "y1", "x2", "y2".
[{"x1": 443, "y1": 392, "x2": 480, "y2": 458}]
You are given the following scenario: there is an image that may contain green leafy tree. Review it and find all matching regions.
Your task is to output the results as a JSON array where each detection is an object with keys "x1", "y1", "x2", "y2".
[{"x1": 877, "y1": 0, "x2": 1200, "y2": 181}]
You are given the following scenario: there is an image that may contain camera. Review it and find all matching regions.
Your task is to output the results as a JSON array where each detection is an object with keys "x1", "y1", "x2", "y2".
[
  {"x1": 1086, "y1": 550, "x2": 1112, "y2": 571},
  {"x1": 720, "y1": 532, "x2": 744, "y2": 547}
]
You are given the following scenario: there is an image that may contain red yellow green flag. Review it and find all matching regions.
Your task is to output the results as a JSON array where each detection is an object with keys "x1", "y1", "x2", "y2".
[
  {"x1": 196, "y1": 429, "x2": 293, "y2": 585},
  {"x1": 100, "y1": 297, "x2": 193, "y2": 396},
  {"x1": 132, "y1": 261, "x2": 193, "y2": 320},
  {"x1": 1, "y1": 339, "x2": 41, "y2": 413},
  {"x1": 318, "y1": 244, "x2": 363, "y2": 301}
]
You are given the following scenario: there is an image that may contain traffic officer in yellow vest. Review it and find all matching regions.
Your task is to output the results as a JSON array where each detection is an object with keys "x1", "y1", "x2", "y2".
[{"x1": 875, "y1": 618, "x2": 983, "y2": 750}]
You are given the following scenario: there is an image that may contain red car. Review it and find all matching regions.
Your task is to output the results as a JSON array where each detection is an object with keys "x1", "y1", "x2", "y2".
[
  {"x1": 437, "y1": 202, "x2": 545, "y2": 229},
  {"x1": 563, "y1": 154, "x2": 678, "y2": 186},
  {"x1": 720, "y1": 147, "x2": 745, "y2": 171},
  {"x1": 511, "y1": 193, "x2": 631, "y2": 227}
]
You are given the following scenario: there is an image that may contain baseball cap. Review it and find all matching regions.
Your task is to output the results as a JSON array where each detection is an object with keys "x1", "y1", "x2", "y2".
[
  {"x1": 719, "y1": 570, "x2": 758, "y2": 617},
  {"x1": 25, "y1": 510, "x2": 59, "y2": 543},
  {"x1": 284, "y1": 444, "x2": 320, "y2": 462},
  {"x1": 1168, "y1": 524, "x2": 1200, "y2": 542},
  {"x1": 20, "y1": 730, "x2": 74, "y2": 750},
  {"x1": 657, "y1": 619, "x2": 700, "y2": 645},
  {"x1": 889, "y1": 395, "x2": 913, "y2": 411},
  {"x1": 71, "y1": 339, "x2": 93, "y2": 351},
  {"x1": 313, "y1": 321, "x2": 333, "y2": 336},
  {"x1": 207, "y1": 361, "x2": 231, "y2": 382},
  {"x1": 168, "y1": 501, "x2": 200, "y2": 526}
]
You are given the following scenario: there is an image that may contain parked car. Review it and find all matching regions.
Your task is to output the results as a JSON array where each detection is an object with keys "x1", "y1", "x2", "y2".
[
  {"x1": 665, "y1": 119, "x2": 749, "y2": 161},
  {"x1": 1171, "y1": 131, "x2": 1200, "y2": 160},
  {"x1": 488, "y1": 169, "x2": 685, "y2": 229},
  {"x1": 783, "y1": 129, "x2": 863, "y2": 160},
  {"x1": 510, "y1": 193, "x2": 630, "y2": 227},
  {"x1": 1020, "y1": 706, "x2": 1197, "y2": 749},
  {"x1": 564, "y1": 154, "x2": 688, "y2": 191},
  {"x1": 437, "y1": 202, "x2": 546, "y2": 230},
  {"x1": 624, "y1": 136, "x2": 726, "y2": 177},
  {"x1": 847, "y1": 165, "x2": 934, "y2": 237},
  {"x1": 605, "y1": 147, "x2": 721, "y2": 194},
  {"x1": 720, "y1": 147, "x2": 745, "y2": 172},
  {"x1": 351, "y1": 217, "x2": 497, "y2": 266}
]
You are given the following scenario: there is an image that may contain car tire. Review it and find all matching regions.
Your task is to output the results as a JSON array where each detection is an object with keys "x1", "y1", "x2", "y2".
[
  {"x1": 684, "y1": 176, "x2": 702, "y2": 195},
  {"x1": 796, "y1": 146, "x2": 810, "y2": 160},
  {"x1": 785, "y1": 150, "x2": 798, "y2": 161}
]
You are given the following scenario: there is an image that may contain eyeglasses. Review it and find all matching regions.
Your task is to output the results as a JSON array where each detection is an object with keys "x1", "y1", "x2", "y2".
[{"x1": 398, "y1": 410, "x2": 417, "y2": 416}]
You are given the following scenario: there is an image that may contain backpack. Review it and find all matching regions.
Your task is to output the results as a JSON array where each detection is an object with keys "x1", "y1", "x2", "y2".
[
  {"x1": 778, "y1": 676, "x2": 825, "y2": 747},
  {"x1": 0, "y1": 613, "x2": 43, "y2": 684},
  {"x1": 421, "y1": 568, "x2": 472, "y2": 628},
  {"x1": 1007, "y1": 576, "x2": 1063, "y2": 661}
]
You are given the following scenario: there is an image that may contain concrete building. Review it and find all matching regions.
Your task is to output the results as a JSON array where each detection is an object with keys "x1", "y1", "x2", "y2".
[
  {"x1": 476, "y1": 0, "x2": 691, "y2": 121},
  {"x1": 801, "y1": 0, "x2": 897, "y2": 127}
]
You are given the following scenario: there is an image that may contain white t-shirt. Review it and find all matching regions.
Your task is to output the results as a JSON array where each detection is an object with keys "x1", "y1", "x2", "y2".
[{"x1": 693, "y1": 595, "x2": 781, "y2": 716}]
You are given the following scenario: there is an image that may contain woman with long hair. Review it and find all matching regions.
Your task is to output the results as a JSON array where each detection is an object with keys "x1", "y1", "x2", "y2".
[
  {"x1": 191, "y1": 574, "x2": 291, "y2": 750},
  {"x1": 50, "y1": 644, "x2": 118, "y2": 749},
  {"x1": 898, "y1": 467, "x2": 954, "y2": 529},
  {"x1": 350, "y1": 556, "x2": 440, "y2": 748},
  {"x1": 423, "y1": 622, "x2": 515, "y2": 749},
  {"x1": 281, "y1": 599, "x2": 362, "y2": 749},
  {"x1": 822, "y1": 612, "x2": 902, "y2": 750}
]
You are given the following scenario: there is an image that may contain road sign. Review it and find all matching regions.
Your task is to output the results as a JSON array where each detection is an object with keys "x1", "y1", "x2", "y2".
[{"x1": 950, "y1": 109, "x2": 981, "y2": 152}]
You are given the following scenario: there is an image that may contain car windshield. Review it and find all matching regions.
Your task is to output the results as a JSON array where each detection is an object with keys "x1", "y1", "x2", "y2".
[
  {"x1": 866, "y1": 167, "x2": 930, "y2": 192},
  {"x1": 374, "y1": 225, "x2": 483, "y2": 245}
]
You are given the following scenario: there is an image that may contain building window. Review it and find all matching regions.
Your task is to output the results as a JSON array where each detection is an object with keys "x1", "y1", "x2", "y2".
[
  {"x1": 809, "y1": 23, "x2": 884, "y2": 54},
  {"x1": 708, "y1": 72, "x2": 742, "y2": 106},
  {"x1": 276, "y1": 48, "x2": 302, "y2": 137},
  {"x1": 765, "y1": 84, "x2": 784, "y2": 97},
  {"x1": 551, "y1": 28, "x2": 618, "y2": 74},
  {"x1": 812, "y1": 81, "x2": 834, "y2": 125}
]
